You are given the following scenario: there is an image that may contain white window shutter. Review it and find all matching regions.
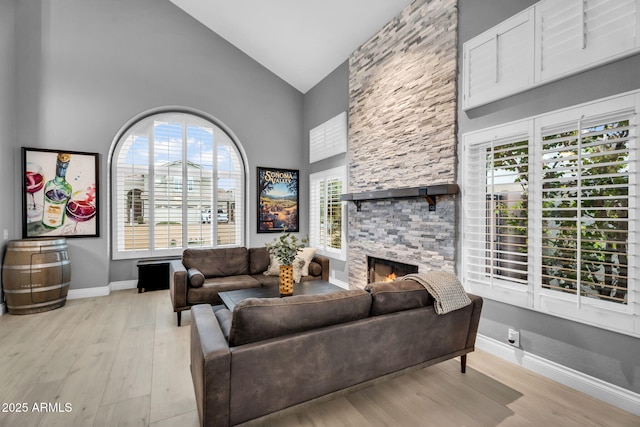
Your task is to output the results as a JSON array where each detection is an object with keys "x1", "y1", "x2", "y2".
[
  {"x1": 309, "y1": 174, "x2": 322, "y2": 249},
  {"x1": 463, "y1": 9, "x2": 534, "y2": 110},
  {"x1": 309, "y1": 112, "x2": 348, "y2": 163},
  {"x1": 309, "y1": 166, "x2": 347, "y2": 260},
  {"x1": 536, "y1": 0, "x2": 638, "y2": 81}
]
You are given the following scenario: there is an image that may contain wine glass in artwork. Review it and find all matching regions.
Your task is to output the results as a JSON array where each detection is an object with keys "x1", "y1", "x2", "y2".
[
  {"x1": 25, "y1": 162, "x2": 45, "y2": 222},
  {"x1": 65, "y1": 197, "x2": 97, "y2": 234}
]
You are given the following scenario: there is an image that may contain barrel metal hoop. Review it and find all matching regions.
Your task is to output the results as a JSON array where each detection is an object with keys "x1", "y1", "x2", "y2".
[
  {"x1": 7, "y1": 297, "x2": 67, "y2": 310},
  {"x1": 3, "y1": 260, "x2": 71, "y2": 270},
  {"x1": 3, "y1": 283, "x2": 70, "y2": 294}
]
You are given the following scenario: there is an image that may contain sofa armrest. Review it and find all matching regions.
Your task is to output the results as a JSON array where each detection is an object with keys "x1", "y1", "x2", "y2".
[
  {"x1": 169, "y1": 260, "x2": 188, "y2": 311},
  {"x1": 312, "y1": 254, "x2": 330, "y2": 281},
  {"x1": 191, "y1": 304, "x2": 231, "y2": 427},
  {"x1": 465, "y1": 294, "x2": 483, "y2": 350}
]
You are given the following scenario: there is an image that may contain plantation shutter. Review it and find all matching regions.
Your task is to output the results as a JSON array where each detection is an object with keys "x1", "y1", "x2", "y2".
[
  {"x1": 540, "y1": 112, "x2": 635, "y2": 305},
  {"x1": 464, "y1": 135, "x2": 530, "y2": 288},
  {"x1": 309, "y1": 167, "x2": 346, "y2": 259},
  {"x1": 463, "y1": 9, "x2": 534, "y2": 109},
  {"x1": 309, "y1": 174, "x2": 322, "y2": 250},
  {"x1": 325, "y1": 177, "x2": 343, "y2": 252},
  {"x1": 115, "y1": 125, "x2": 151, "y2": 253},
  {"x1": 536, "y1": 0, "x2": 638, "y2": 81},
  {"x1": 153, "y1": 117, "x2": 184, "y2": 250},
  {"x1": 185, "y1": 122, "x2": 214, "y2": 247},
  {"x1": 309, "y1": 112, "x2": 347, "y2": 163}
]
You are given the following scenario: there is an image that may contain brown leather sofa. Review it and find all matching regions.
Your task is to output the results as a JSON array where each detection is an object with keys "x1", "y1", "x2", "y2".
[
  {"x1": 190, "y1": 279, "x2": 483, "y2": 426},
  {"x1": 169, "y1": 246, "x2": 329, "y2": 326}
]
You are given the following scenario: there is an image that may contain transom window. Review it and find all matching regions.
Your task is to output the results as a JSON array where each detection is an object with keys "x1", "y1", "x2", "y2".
[{"x1": 111, "y1": 111, "x2": 245, "y2": 259}]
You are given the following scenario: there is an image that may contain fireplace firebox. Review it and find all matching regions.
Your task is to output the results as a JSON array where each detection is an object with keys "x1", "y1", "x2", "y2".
[{"x1": 367, "y1": 256, "x2": 418, "y2": 284}]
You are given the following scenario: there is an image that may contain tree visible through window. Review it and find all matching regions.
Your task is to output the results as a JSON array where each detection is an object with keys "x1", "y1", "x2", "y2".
[
  {"x1": 112, "y1": 111, "x2": 245, "y2": 259},
  {"x1": 541, "y1": 119, "x2": 631, "y2": 304},
  {"x1": 485, "y1": 138, "x2": 529, "y2": 284}
]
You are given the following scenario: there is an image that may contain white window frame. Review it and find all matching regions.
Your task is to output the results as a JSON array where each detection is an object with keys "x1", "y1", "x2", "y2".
[
  {"x1": 110, "y1": 110, "x2": 246, "y2": 260},
  {"x1": 309, "y1": 166, "x2": 347, "y2": 261},
  {"x1": 462, "y1": 91, "x2": 640, "y2": 337}
]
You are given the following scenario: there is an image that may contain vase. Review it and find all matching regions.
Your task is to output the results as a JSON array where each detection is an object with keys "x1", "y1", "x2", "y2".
[{"x1": 279, "y1": 264, "x2": 294, "y2": 296}]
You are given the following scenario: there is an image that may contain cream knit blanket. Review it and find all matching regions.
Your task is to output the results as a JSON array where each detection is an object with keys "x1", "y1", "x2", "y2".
[{"x1": 401, "y1": 272, "x2": 471, "y2": 314}]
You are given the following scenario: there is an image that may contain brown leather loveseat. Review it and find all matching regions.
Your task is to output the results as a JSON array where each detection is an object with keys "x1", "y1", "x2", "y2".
[
  {"x1": 169, "y1": 246, "x2": 329, "y2": 326},
  {"x1": 190, "y1": 279, "x2": 483, "y2": 426}
]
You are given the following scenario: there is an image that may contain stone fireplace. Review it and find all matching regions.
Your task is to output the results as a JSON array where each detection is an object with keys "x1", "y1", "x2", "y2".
[{"x1": 346, "y1": 0, "x2": 458, "y2": 289}]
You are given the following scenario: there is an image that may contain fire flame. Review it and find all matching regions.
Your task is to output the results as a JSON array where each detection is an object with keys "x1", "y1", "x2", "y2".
[{"x1": 384, "y1": 273, "x2": 396, "y2": 282}]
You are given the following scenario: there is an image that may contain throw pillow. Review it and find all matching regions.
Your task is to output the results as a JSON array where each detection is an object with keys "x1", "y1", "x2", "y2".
[
  {"x1": 292, "y1": 257, "x2": 305, "y2": 283},
  {"x1": 297, "y1": 247, "x2": 317, "y2": 276},
  {"x1": 263, "y1": 254, "x2": 281, "y2": 276},
  {"x1": 263, "y1": 254, "x2": 305, "y2": 283},
  {"x1": 187, "y1": 268, "x2": 205, "y2": 288},
  {"x1": 308, "y1": 261, "x2": 322, "y2": 277}
]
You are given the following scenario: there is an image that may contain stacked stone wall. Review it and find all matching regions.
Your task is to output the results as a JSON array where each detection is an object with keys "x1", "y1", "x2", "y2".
[{"x1": 348, "y1": 0, "x2": 458, "y2": 289}]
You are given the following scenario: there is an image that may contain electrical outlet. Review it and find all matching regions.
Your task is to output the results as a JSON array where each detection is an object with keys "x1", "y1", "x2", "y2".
[
  {"x1": 3, "y1": 229, "x2": 7, "y2": 241},
  {"x1": 508, "y1": 328, "x2": 520, "y2": 347}
]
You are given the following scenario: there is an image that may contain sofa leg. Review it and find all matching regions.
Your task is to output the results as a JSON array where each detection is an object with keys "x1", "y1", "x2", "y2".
[
  {"x1": 460, "y1": 354, "x2": 467, "y2": 373},
  {"x1": 177, "y1": 311, "x2": 182, "y2": 327}
]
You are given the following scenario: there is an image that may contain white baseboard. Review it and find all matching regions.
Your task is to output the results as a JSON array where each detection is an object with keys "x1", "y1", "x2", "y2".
[
  {"x1": 66, "y1": 280, "x2": 138, "y2": 300},
  {"x1": 329, "y1": 277, "x2": 350, "y2": 289},
  {"x1": 111, "y1": 280, "x2": 138, "y2": 291},
  {"x1": 1, "y1": 281, "x2": 139, "y2": 308},
  {"x1": 476, "y1": 334, "x2": 640, "y2": 416}
]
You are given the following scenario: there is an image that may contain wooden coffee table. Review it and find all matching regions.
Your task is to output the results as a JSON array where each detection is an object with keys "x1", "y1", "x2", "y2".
[{"x1": 218, "y1": 280, "x2": 345, "y2": 312}]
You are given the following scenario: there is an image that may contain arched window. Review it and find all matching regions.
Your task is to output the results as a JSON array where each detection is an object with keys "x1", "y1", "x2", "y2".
[{"x1": 111, "y1": 110, "x2": 245, "y2": 259}]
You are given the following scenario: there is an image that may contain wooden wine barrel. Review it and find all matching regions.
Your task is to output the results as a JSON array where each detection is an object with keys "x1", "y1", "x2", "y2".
[{"x1": 2, "y1": 238, "x2": 71, "y2": 314}]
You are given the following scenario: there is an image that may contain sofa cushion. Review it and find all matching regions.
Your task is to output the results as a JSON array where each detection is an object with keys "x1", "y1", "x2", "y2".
[
  {"x1": 188, "y1": 268, "x2": 205, "y2": 288},
  {"x1": 215, "y1": 308, "x2": 233, "y2": 341},
  {"x1": 229, "y1": 289, "x2": 372, "y2": 346},
  {"x1": 365, "y1": 280, "x2": 432, "y2": 316},
  {"x1": 183, "y1": 247, "x2": 249, "y2": 278},
  {"x1": 249, "y1": 247, "x2": 271, "y2": 274},
  {"x1": 186, "y1": 275, "x2": 260, "y2": 305}
]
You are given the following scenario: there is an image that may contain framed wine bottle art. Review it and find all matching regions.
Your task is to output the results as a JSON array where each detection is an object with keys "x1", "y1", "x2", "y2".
[{"x1": 22, "y1": 147, "x2": 99, "y2": 238}]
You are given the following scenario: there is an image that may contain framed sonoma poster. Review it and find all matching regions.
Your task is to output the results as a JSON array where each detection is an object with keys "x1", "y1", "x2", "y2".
[
  {"x1": 22, "y1": 147, "x2": 99, "y2": 238},
  {"x1": 257, "y1": 167, "x2": 299, "y2": 233}
]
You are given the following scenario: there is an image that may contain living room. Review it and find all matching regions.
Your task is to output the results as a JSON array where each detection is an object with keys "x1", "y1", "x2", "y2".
[{"x1": 1, "y1": 0, "x2": 639, "y2": 426}]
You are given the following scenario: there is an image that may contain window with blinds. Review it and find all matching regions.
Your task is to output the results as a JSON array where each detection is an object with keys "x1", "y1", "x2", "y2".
[
  {"x1": 309, "y1": 112, "x2": 348, "y2": 163},
  {"x1": 112, "y1": 111, "x2": 245, "y2": 259},
  {"x1": 462, "y1": 92, "x2": 639, "y2": 336},
  {"x1": 541, "y1": 115, "x2": 633, "y2": 305},
  {"x1": 463, "y1": 134, "x2": 529, "y2": 290},
  {"x1": 309, "y1": 167, "x2": 346, "y2": 260}
]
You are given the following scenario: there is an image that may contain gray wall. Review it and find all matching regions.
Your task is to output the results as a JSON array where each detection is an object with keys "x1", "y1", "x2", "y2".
[
  {"x1": 11, "y1": 0, "x2": 305, "y2": 287},
  {"x1": 1, "y1": 0, "x2": 17, "y2": 270},
  {"x1": 303, "y1": 61, "x2": 350, "y2": 284},
  {"x1": 457, "y1": 0, "x2": 640, "y2": 393}
]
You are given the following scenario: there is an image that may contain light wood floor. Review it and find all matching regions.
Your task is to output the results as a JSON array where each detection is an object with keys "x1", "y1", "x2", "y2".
[{"x1": 0, "y1": 289, "x2": 638, "y2": 427}]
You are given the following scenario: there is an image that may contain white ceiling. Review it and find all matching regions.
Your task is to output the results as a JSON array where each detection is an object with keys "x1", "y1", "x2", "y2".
[{"x1": 169, "y1": 0, "x2": 414, "y2": 93}]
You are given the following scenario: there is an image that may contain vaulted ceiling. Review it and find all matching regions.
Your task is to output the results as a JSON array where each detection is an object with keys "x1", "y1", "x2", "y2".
[{"x1": 169, "y1": 0, "x2": 414, "y2": 93}]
